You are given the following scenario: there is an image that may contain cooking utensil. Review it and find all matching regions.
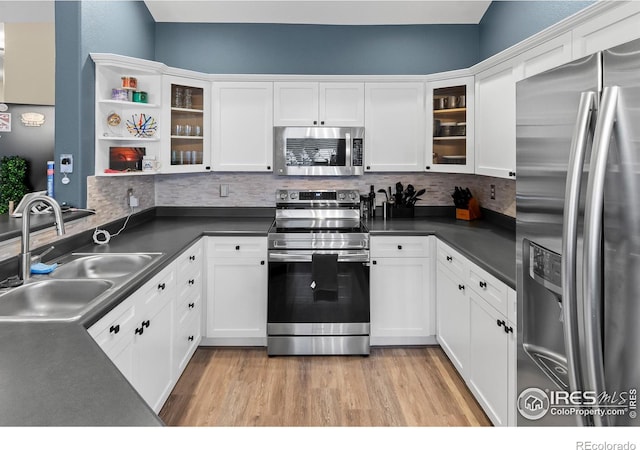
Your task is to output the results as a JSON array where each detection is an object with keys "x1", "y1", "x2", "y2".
[{"x1": 377, "y1": 189, "x2": 389, "y2": 202}]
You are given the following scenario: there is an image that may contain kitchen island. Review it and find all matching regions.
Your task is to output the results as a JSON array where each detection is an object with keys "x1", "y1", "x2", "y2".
[{"x1": 0, "y1": 208, "x2": 514, "y2": 425}]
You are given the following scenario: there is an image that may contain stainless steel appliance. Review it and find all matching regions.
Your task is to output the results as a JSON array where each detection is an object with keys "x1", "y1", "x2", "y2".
[
  {"x1": 273, "y1": 127, "x2": 364, "y2": 176},
  {"x1": 267, "y1": 189, "x2": 370, "y2": 355},
  {"x1": 516, "y1": 38, "x2": 640, "y2": 426}
]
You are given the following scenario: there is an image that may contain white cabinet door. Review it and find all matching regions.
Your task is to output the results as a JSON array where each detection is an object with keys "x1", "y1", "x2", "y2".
[
  {"x1": 273, "y1": 82, "x2": 319, "y2": 126},
  {"x1": 131, "y1": 297, "x2": 174, "y2": 413},
  {"x1": 364, "y1": 82, "x2": 425, "y2": 172},
  {"x1": 370, "y1": 257, "x2": 433, "y2": 345},
  {"x1": 206, "y1": 256, "x2": 268, "y2": 344},
  {"x1": 468, "y1": 291, "x2": 511, "y2": 427},
  {"x1": 319, "y1": 82, "x2": 365, "y2": 126},
  {"x1": 474, "y1": 63, "x2": 516, "y2": 179},
  {"x1": 436, "y1": 264, "x2": 469, "y2": 376},
  {"x1": 212, "y1": 82, "x2": 273, "y2": 171}
]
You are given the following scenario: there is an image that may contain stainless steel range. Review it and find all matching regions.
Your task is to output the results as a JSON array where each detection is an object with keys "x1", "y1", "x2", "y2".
[{"x1": 267, "y1": 189, "x2": 370, "y2": 356}]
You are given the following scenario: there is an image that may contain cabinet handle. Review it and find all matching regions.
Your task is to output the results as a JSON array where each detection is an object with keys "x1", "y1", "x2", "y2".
[
  {"x1": 366, "y1": 166, "x2": 371, "y2": 170},
  {"x1": 135, "y1": 326, "x2": 144, "y2": 336},
  {"x1": 142, "y1": 320, "x2": 150, "y2": 328},
  {"x1": 260, "y1": 260, "x2": 265, "y2": 265},
  {"x1": 235, "y1": 245, "x2": 240, "y2": 251},
  {"x1": 496, "y1": 319, "x2": 505, "y2": 328},
  {"x1": 372, "y1": 260, "x2": 377, "y2": 265},
  {"x1": 504, "y1": 325, "x2": 514, "y2": 334},
  {"x1": 158, "y1": 282, "x2": 166, "y2": 291},
  {"x1": 397, "y1": 245, "x2": 402, "y2": 250},
  {"x1": 320, "y1": 121, "x2": 325, "y2": 125},
  {"x1": 188, "y1": 279, "x2": 195, "y2": 285},
  {"x1": 458, "y1": 284, "x2": 465, "y2": 291},
  {"x1": 188, "y1": 302, "x2": 195, "y2": 309},
  {"x1": 188, "y1": 336, "x2": 194, "y2": 342},
  {"x1": 189, "y1": 255, "x2": 196, "y2": 261},
  {"x1": 313, "y1": 120, "x2": 317, "y2": 125},
  {"x1": 509, "y1": 171, "x2": 516, "y2": 177},
  {"x1": 479, "y1": 281, "x2": 487, "y2": 289},
  {"x1": 446, "y1": 255, "x2": 453, "y2": 262},
  {"x1": 426, "y1": 166, "x2": 431, "y2": 170},
  {"x1": 267, "y1": 166, "x2": 271, "y2": 170},
  {"x1": 205, "y1": 166, "x2": 211, "y2": 170},
  {"x1": 109, "y1": 324, "x2": 120, "y2": 334}
]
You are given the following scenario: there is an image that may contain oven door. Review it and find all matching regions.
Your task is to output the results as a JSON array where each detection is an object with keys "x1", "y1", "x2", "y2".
[{"x1": 267, "y1": 249, "x2": 370, "y2": 332}]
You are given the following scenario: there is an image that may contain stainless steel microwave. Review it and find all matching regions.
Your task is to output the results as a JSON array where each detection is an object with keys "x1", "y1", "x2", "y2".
[{"x1": 274, "y1": 126, "x2": 364, "y2": 176}]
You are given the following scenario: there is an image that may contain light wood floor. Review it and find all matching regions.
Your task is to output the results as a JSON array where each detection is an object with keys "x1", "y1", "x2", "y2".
[{"x1": 159, "y1": 346, "x2": 491, "y2": 427}]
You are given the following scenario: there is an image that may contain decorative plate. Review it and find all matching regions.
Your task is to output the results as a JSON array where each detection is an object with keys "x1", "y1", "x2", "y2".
[
  {"x1": 126, "y1": 113, "x2": 157, "y2": 138},
  {"x1": 105, "y1": 111, "x2": 124, "y2": 137}
]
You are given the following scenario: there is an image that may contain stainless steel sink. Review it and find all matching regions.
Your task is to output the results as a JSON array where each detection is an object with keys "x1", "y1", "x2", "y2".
[
  {"x1": 50, "y1": 253, "x2": 162, "y2": 280},
  {"x1": 0, "y1": 279, "x2": 114, "y2": 319}
]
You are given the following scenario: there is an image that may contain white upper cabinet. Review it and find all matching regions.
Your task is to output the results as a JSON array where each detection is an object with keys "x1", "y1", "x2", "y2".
[
  {"x1": 212, "y1": 81, "x2": 274, "y2": 172},
  {"x1": 364, "y1": 82, "x2": 425, "y2": 172},
  {"x1": 274, "y1": 82, "x2": 364, "y2": 126},
  {"x1": 475, "y1": 63, "x2": 516, "y2": 179},
  {"x1": 426, "y1": 76, "x2": 474, "y2": 174},
  {"x1": 162, "y1": 75, "x2": 211, "y2": 173}
]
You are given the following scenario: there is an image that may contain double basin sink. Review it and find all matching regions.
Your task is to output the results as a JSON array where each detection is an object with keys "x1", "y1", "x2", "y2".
[{"x1": 0, "y1": 252, "x2": 163, "y2": 321}]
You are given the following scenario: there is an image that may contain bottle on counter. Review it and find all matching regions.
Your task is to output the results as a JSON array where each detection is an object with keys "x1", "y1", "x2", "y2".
[{"x1": 369, "y1": 185, "x2": 376, "y2": 218}]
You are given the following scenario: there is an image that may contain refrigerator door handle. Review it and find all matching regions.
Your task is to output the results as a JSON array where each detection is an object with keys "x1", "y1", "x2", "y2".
[
  {"x1": 562, "y1": 91, "x2": 596, "y2": 411},
  {"x1": 583, "y1": 85, "x2": 619, "y2": 427}
]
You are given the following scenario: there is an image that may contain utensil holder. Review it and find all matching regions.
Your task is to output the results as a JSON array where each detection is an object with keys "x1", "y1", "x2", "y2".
[
  {"x1": 386, "y1": 203, "x2": 414, "y2": 219},
  {"x1": 456, "y1": 197, "x2": 481, "y2": 221}
]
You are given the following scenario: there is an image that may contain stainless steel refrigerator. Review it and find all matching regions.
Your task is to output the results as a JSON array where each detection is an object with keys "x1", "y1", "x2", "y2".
[{"x1": 516, "y1": 38, "x2": 640, "y2": 426}]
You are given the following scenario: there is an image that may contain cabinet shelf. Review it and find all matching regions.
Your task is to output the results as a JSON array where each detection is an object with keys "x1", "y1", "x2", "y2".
[
  {"x1": 99, "y1": 99, "x2": 159, "y2": 108},
  {"x1": 434, "y1": 136, "x2": 466, "y2": 141},
  {"x1": 171, "y1": 107, "x2": 204, "y2": 114},
  {"x1": 98, "y1": 136, "x2": 160, "y2": 142},
  {"x1": 434, "y1": 107, "x2": 466, "y2": 114},
  {"x1": 171, "y1": 135, "x2": 204, "y2": 140}
]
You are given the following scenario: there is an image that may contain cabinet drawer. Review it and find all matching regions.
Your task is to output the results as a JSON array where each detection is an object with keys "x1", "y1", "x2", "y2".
[
  {"x1": 436, "y1": 240, "x2": 467, "y2": 278},
  {"x1": 88, "y1": 296, "x2": 136, "y2": 354},
  {"x1": 468, "y1": 263, "x2": 509, "y2": 316},
  {"x1": 138, "y1": 263, "x2": 176, "y2": 317},
  {"x1": 370, "y1": 235, "x2": 431, "y2": 258},
  {"x1": 174, "y1": 313, "x2": 201, "y2": 376},
  {"x1": 178, "y1": 267, "x2": 202, "y2": 301},
  {"x1": 177, "y1": 289, "x2": 202, "y2": 327},
  {"x1": 207, "y1": 236, "x2": 267, "y2": 258},
  {"x1": 177, "y1": 239, "x2": 203, "y2": 281}
]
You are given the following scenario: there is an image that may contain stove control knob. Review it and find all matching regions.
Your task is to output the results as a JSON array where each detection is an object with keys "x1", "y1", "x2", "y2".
[
  {"x1": 279, "y1": 192, "x2": 288, "y2": 200},
  {"x1": 349, "y1": 192, "x2": 358, "y2": 200},
  {"x1": 338, "y1": 192, "x2": 346, "y2": 200},
  {"x1": 290, "y1": 192, "x2": 298, "y2": 199}
]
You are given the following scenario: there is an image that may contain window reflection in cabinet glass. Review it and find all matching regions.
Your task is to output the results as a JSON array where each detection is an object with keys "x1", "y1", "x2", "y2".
[{"x1": 433, "y1": 85, "x2": 467, "y2": 165}]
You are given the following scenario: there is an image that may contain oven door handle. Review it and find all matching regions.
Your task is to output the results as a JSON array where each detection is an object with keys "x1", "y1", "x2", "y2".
[{"x1": 268, "y1": 250, "x2": 370, "y2": 263}]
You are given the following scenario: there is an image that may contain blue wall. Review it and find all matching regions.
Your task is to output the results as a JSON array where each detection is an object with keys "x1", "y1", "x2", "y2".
[
  {"x1": 54, "y1": 0, "x2": 155, "y2": 208},
  {"x1": 154, "y1": 23, "x2": 479, "y2": 75},
  {"x1": 479, "y1": 1, "x2": 594, "y2": 60}
]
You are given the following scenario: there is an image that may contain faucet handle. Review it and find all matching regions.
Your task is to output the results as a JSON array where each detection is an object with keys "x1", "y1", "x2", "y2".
[{"x1": 31, "y1": 246, "x2": 55, "y2": 264}]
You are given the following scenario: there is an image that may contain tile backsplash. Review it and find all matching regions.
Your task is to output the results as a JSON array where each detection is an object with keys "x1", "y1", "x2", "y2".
[
  {"x1": 0, "y1": 171, "x2": 514, "y2": 264},
  {"x1": 154, "y1": 172, "x2": 515, "y2": 217}
]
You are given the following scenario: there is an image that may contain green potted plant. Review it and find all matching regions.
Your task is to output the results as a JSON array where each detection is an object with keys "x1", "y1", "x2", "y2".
[{"x1": 0, "y1": 155, "x2": 28, "y2": 214}]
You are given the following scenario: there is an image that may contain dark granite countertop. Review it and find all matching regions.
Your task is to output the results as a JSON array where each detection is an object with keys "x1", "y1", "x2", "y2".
[{"x1": 0, "y1": 208, "x2": 514, "y2": 426}]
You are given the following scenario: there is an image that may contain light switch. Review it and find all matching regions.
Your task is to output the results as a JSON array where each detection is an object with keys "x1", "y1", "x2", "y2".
[{"x1": 220, "y1": 184, "x2": 229, "y2": 197}]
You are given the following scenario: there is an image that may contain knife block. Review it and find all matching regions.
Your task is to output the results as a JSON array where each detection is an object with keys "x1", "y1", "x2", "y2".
[{"x1": 456, "y1": 197, "x2": 481, "y2": 221}]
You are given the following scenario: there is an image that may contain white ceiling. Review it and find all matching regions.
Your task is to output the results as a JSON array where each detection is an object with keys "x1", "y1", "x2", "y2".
[{"x1": 143, "y1": 0, "x2": 493, "y2": 25}]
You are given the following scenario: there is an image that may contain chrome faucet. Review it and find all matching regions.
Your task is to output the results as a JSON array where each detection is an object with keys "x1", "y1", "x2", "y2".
[{"x1": 19, "y1": 195, "x2": 66, "y2": 281}]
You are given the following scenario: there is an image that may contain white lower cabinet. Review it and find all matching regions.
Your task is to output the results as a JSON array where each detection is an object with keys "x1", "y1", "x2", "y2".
[
  {"x1": 435, "y1": 239, "x2": 516, "y2": 426},
  {"x1": 88, "y1": 238, "x2": 205, "y2": 414},
  {"x1": 204, "y1": 236, "x2": 268, "y2": 346},
  {"x1": 370, "y1": 235, "x2": 435, "y2": 346}
]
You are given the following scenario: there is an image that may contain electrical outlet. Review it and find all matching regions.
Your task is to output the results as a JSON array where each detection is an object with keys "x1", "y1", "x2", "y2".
[
  {"x1": 220, "y1": 184, "x2": 229, "y2": 197},
  {"x1": 60, "y1": 154, "x2": 73, "y2": 173},
  {"x1": 490, "y1": 184, "x2": 496, "y2": 200},
  {"x1": 127, "y1": 188, "x2": 134, "y2": 207}
]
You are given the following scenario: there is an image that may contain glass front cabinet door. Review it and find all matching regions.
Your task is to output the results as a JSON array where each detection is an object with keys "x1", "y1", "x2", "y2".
[
  {"x1": 162, "y1": 75, "x2": 210, "y2": 173},
  {"x1": 425, "y1": 76, "x2": 474, "y2": 174}
]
